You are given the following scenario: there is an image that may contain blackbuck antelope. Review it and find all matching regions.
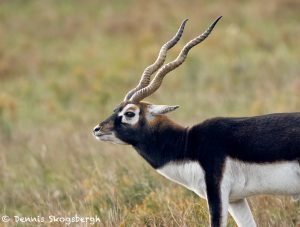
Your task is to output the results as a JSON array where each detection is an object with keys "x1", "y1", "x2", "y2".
[{"x1": 93, "y1": 17, "x2": 300, "y2": 227}]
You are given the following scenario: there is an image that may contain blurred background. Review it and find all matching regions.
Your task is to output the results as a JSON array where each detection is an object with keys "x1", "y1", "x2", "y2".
[{"x1": 0, "y1": 0, "x2": 299, "y2": 226}]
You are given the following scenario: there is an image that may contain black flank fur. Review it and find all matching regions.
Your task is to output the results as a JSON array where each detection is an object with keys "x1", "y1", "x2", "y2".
[{"x1": 131, "y1": 112, "x2": 300, "y2": 169}]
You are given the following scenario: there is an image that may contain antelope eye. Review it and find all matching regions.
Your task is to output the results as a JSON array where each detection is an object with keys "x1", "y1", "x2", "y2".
[{"x1": 124, "y1": 111, "x2": 135, "y2": 118}]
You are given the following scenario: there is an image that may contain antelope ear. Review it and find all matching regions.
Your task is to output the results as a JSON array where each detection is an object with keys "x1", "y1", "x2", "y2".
[{"x1": 148, "y1": 104, "x2": 179, "y2": 115}]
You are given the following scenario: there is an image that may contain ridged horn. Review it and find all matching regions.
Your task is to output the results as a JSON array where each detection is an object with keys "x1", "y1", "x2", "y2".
[
  {"x1": 130, "y1": 16, "x2": 222, "y2": 103},
  {"x1": 124, "y1": 19, "x2": 188, "y2": 101}
]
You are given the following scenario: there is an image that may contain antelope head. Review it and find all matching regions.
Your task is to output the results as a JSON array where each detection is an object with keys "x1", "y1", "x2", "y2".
[{"x1": 93, "y1": 17, "x2": 222, "y2": 145}]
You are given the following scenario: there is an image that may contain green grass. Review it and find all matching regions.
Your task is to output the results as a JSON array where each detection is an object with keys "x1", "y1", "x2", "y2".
[{"x1": 0, "y1": 0, "x2": 299, "y2": 226}]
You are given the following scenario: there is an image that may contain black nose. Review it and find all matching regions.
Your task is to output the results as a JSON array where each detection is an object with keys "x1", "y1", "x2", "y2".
[{"x1": 93, "y1": 125, "x2": 101, "y2": 133}]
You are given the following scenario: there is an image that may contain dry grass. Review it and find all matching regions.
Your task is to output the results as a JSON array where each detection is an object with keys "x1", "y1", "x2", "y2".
[{"x1": 0, "y1": 0, "x2": 299, "y2": 226}]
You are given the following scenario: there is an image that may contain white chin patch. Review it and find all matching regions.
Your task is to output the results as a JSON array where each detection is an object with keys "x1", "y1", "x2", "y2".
[{"x1": 95, "y1": 132, "x2": 128, "y2": 145}]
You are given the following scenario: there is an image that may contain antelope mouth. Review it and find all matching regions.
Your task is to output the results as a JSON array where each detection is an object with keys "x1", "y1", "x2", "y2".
[
  {"x1": 94, "y1": 132, "x2": 113, "y2": 142},
  {"x1": 94, "y1": 132, "x2": 112, "y2": 137}
]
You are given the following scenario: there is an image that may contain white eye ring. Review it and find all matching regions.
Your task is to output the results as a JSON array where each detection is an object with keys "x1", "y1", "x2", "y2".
[{"x1": 124, "y1": 111, "x2": 135, "y2": 118}]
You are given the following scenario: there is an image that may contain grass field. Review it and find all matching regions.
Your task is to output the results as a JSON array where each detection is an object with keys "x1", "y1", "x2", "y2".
[{"x1": 0, "y1": 0, "x2": 299, "y2": 226}]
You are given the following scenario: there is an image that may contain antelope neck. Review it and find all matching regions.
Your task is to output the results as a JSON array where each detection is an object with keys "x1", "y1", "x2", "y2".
[{"x1": 133, "y1": 122, "x2": 190, "y2": 169}]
